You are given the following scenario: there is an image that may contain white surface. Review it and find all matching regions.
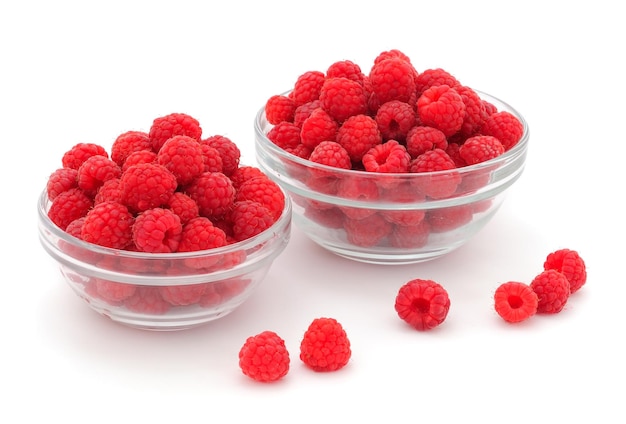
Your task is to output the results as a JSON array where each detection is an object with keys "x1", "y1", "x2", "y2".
[{"x1": 2, "y1": 1, "x2": 624, "y2": 422}]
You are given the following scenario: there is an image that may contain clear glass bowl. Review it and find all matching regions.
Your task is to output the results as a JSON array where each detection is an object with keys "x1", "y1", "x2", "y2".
[
  {"x1": 37, "y1": 190, "x2": 292, "y2": 330},
  {"x1": 254, "y1": 90, "x2": 528, "y2": 265}
]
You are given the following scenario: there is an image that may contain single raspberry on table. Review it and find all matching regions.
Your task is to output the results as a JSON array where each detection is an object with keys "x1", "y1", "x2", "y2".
[
  {"x1": 186, "y1": 171, "x2": 236, "y2": 219},
  {"x1": 459, "y1": 135, "x2": 505, "y2": 165},
  {"x1": 300, "y1": 317, "x2": 351, "y2": 372},
  {"x1": 336, "y1": 114, "x2": 382, "y2": 163},
  {"x1": 417, "y1": 84, "x2": 466, "y2": 137},
  {"x1": 201, "y1": 135, "x2": 240, "y2": 176},
  {"x1": 362, "y1": 139, "x2": 411, "y2": 173},
  {"x1": 375, "y1": 100, "x2": 417, "y2": 142},
  {"x1": 47, "y1": 167, "x2": 78, "y2": 201},
  {"x1": 264, "y1": 94, "x2": 296, "y2": 125},
  {"x1": 494, "y1": 281, "x2": 538, "y2": 323},
  {"x1": 368, "y1": 57, "x2": 417, "y2": 105},
  {"x1": 148, "y1": 112, "x2": 202, "y2": 153},
  {"x1": 47, "y1": 187, "x2": 93, "y2": 231},
  {"x1": 110, "y1": 131, "x2": 151, "y2": 167},
  {"x1": 157, "y1": 135, "x2": 205, "y2": 185},
  {"x1": 395, "y1": 278, "x2": 451, "y2": 331},
  {"x1": 239, "y1": 330, "x2": 290, "y2": 383},
  {"x1": 62, "y1": 142, "x2": 108, "y2": 170},
  {"x1": 81, "y1": 200, "x2": 134, "y2": 249},
  {"x1": 229, "y1": 200, "x2": 276, "y2": 242},
  {"x1": 120, "y1": 163, "x2": 178, "y2": 213},
  {"x1": 530, "y1": 269, "x2": 570, "y2": 314},
  {"x1": 543, "y1": 248, "x2": 587, "y2": 293},
  {"x1": 291, "y1": 70, "x2": 326, "y2": 106},
  {"x1": 405, "y1": 125, "x2": 449, "y2": 159},
  {"x1": 479, "y1": 111, "x2": 524, "y2": 151},
  {"x1": 319, "y1": 77, "x2": 369, "y2": 123},
  {"x1": 300, "y1": 107, "x2": 338, "y2": 150},
  {"x1": 77, "y1": 154, "x2": 122, "y2": 197},
  {"x1": 132, "y1": 207, "x2": 183, "y2": 253}
]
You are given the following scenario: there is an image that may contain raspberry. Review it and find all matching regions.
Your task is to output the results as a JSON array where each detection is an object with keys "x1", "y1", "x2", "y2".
[
  {"x1": 121, "y1": 150, "x2": 157, "y2": 172},
  {"x1": 362, "y1": 139, "x2": 411, "y2": 173},
  {"x1": 300, "y1": 107, "x2": 338, "y2": 150},
  {"x1": 124, "y1": 286, "x2": 170, "y2": 315},
  {"x1": 405, "y1": 125, "x2": 448, "y2": 159},
  {"x1": 414, "y1": 68, "x2": 461, "y2": 97},
  {"x1": 159, "y1": 283, "x2": 207, "y2": 306},
  {"x1": 265, "y1": 94, "x2": 296, "y2": 125},
  {"x1": 47, "y1": 187, "x2": 93, "y2": 230},
  {"x1": 201, "y1": 135, "x2": 240, "y2": 177},
  {"x1": 326, "y1": 59, "x2": 365, "y2": 84},
  {"x1": 417, "y1": 84, "x2": 466, "y2": 137},
  {"x1": 344, "y1": 213, "x2": 392, "y2": 247},
  {"x1": 81, "y1": 201, "x2": 134, "y2": 249},
  {"x1": 229, "y1": 200, "x2": 275, "y2": 242},
  {"x1": 445, "y1": 142, "x2": 466, "y2": 167},
  {"x1": 395, "y1": 278, "x2": 451, "y2": 331},
  {"x1": 374, "y1": 100, "x2": 417, "y2": 142},
  {"x1": 368, "y1": 57, "x2": 417, "y2": 105},
  {"x1": 267, "y1": 121, "x2": 302, "y2": 151},
  {"x1": 494, "y1": 281, "x2": 538, "y2": 323},
  {"x1": 177, "y1": 217, "x2": 227, "y2": 252},
  {"x1": 229, "y1": 165, "x2": 267, "y2": 189},
  {"x1": 336, "y1": 177, "x2": 379, "y2": 220},
  {"x1": 299, "y1": 317, "x2": 351, "y2": 372},
  {"x1": 319, "y1": 77, "x2": 368, "y2": 123},
  {"x1": 388, "y1": 220, "x2": 430, "y2": 248},
  {"x1": 167, "y1": 192, "x2": 199, "y2": 224},
  {"x1": 235, "y1": 176, "x2": 285, "y2": 221},
  {"x1": 47, "y1": 167, "x2": 78, "y2": 201},
  {"x1": 76, "y1": 154, "x2": 122, "y2": 197},
  {"x1": 293, "y1": 100, "x2": 322, "y2": 127},
  {"x1": 110, "y1": 131, "x2": 151, "y2": 167},
  {"x1": 120, "y1": 163, "x2": 178, "y2": 213},
  {"x1": 157, "y1": 135, "x2": 205, "y2": 185},
  {"x1": 410, "y1": 149, "x2": 461, "y2": 199},
  {"x1": 197, "y1": 143, "x2": 224, "y2": 173},
  {"x1": 291, "y1": 70, "x2": 326, "y2": 106},
  {"x1": 132, "y1": 207, "x2": 183, "y2": 253},
  {"x1": 186, "y1": 171, "x2": 236, "y2": 218},
  {"x1": 309, "y1": 140, "x2": 352, "y2": 170},
  {"x1": 373, "y1": 49, "x2": 413, "y2": 66},
  {"x1": 459, "y1": 135, "x2": 505, "y2": 165},
  {"x1": 94, "y1": 178, "x2": 122, "y2": 204},
  {"x1": 336, "y1": 114, "x2": 382, "y2": 162},
  {"x1": 62, "y1": 143, "x2": 108, "y2": 170},
  {"x1": 95, "y1": 279, "x2": 137, "y2": 303},
  {"x1": 239, "y1": 331, "x2": 290, "y2": 382},
  {"x1": 456, "y1": 85, "x2": 486, "y2": 137},
  {"x1": 427, "y1": 205, "x2": 473, "y2": 232},
  {"x1": 543, "y1": 249, "x2": 587, "y2": 294},
  {"x1": 65, "y1": 216, "x2": 86, "y2": 239},
  {"x1": 480, "y1": 111, "x2": 524, "y2": 151},
  {"x1": 148, "y1": 112, "x2": 202, "y2": 152},
  {"x1": 530, "y1": 269, "x2": 570, "y2": 314}
]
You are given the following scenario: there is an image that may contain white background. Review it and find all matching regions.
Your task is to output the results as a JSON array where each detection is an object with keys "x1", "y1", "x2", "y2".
[{"x1": 2, "y1": 1, "x2": 624, "y2": 422}]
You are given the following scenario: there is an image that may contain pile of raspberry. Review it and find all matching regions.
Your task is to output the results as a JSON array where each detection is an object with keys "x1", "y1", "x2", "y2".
[
  {"x1": 45, "y1": 112, "x2": 286, "y2": 314},
  {"x1": 262, "y1": 49, "x2": 524, "y2": 248}
]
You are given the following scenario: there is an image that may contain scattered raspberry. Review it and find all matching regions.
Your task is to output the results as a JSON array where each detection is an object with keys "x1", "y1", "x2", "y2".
[
  {"x1": 229, "y1": 200, "x2": 276, "y2": 242},
  {"x1": 47, "y1": 167, "x2": 78, "y2": 201},
  {"x1": 81, "y1": 201, "x2": 134, "y2": 249},
  {"x1": 110, "y1": 131, "x2": 151, "y2": 167},
  {"x1": 239, "y1": 331, "x2": 290, "y2": 382},
  {"x1": 132, "y1": 207, "x2": 182, "y2": 253},
  {"x1": 319, "y1": 77, "x2": 368, "y2": 123},
  {"x1": 76, "y1": 154, "x2": 122, "y2": 196},
  {"x1": 459, "y1": 135, "x2": 505, "y2": 165},
  {"x1": 47, "y1": 187, "x2": 93, "y2": 230},
  {"x1": 201, "y1": 135, "x2": 241, "y2": 176},
  {"x1": 62, "y1": 143, "x2": 108, "y2": 170},
  {"x1": 300, "y1": 107, "x2": 338, "y2": 150},
  {"x1": 494, "y1": 281, "x2": 538, "y2": 323},
  {"x1": 417, "y1": 84, "x2": 466, "y2": 137},
  {"x1": 336, "y1": 114, "x2": 382, "y2": 162},
  {"x1": 148, "y1": 112, "x2": 202, "y2": 152},
  {"x1": 395, "y1": 278, "x2": 451, "y2": 331},
  {"x1": 362, "y1": 139, "x2": 411, "y2": 173},
  {"x1": 167, "y1": 192, "x2": 199, "y2": 224},
  {"x1": 308, "y1": 140, "x2": 352, "y2": 170},
  {"x1": 405, "y1": 125, "x2": 448, "y2": 159},
  {"x1": 235, "y1": 176, "x2": 285, "y2": 221},
  {"x1": 120, "y1": 163, "x2": 178, "y2": 213},
  {"x1": 265, "y1": 94, "x2": 296, "y2": 125},
  {"x1": 291, "y1": 70, "x2": 326, "y2": 107},
  {"x1": 369, "y1": 57, "x2": 417, "y2": 105},
  {"x1": 543, "y1": 249, "x2": 587, "y2": 294},
  {"x1": 300, "y1": 317, "x2": 351, "y2": 372},
  {"x1": 530, "y1": 269, "x2": 570, "y2": 314},
  {"x1": 186, "y1": 171, "x2": 236, "y2": 218},
  {"x1": 480, "y1": 111, "x2": 524, "y2": 151},
  {"x1": 374, "y1": 100, "x2": 417, "y2": 142},
  {"x1": 157, "y1": 135, "x2": 205, "y2": 185}
]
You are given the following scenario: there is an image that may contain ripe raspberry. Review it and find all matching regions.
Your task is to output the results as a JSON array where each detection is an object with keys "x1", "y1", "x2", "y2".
[
  {"x1": 62, "y1": 143, "x2": 108, "y2": 170},
  {"x1": 235, "y1": 176, "x2": 285, "y2": 221},
  {"x1": 124, "y1": 286, "x2": 171, "y2": 315},
  {"x1": 94, "y1": 178, "x2": 122, "y2": 204},
  {"x1": 47, "y1": 167, "x2": 78, "y2": 201},
  {"x1": 186, "y1": 171, "x2": 236, "y2": 218},
  {"x1": 265, "y1": 94, "x2": 297, "y2": 125},
  {"x1": 362, "y1": 139, "x2": 411, "y2": 173},
  {"x1": 65, "y1": 216, "x2": 86, "y2": 239},
  {"x1": 157, "y1": 135, "x2": 205, "y2": 185},
  {"x1": 167, "y1": 192, "x2": 199, "y2": 224},
  {"x1": 291, "y1": 70, "x2": 325, "y2": 106},
  {"x1": 197, "y1": 143, "x2": 223, "y2": 174},
  {"x1": 239, "y1": 331, "x2": 290, "y2": 382},
  {"x1": 480, "y1": 111, "x2": 524, "y2": 151},
  {"x1": 300, "y1": 107, "x2": 338, "y2": 150},
  {"x1": 159, "y1": 283, "x2": 207, "y2": 306},
  {"x1": 543, "y1": 249, "x2": 587, "y2": 294},
  {"x1": 319, "y1": 77, "x2": 368, "y2": 123},
  {"x1": 336, "y1": 114, "x2": 382, "y2": 162},
  {"x1": 456, "y1": 85, "x2": 486, "y2": 137},
  {"x1": 445, "y1": 142, "x2": 466, "y2": 167},
  {"x1": 459, "y1": 135, "x2": 505, "y2": 165},
  {"x1": 267, "y1": 121, "x2": 302, "y2": 151},
  {"x1": 427, "y1": 205, "x2": 473, "y2": 232},
  {"x1": 120, "y1": 163, "x2": 178, "y2": 213},
  {"x1": 229, "y1": 165, "x2": 267, "y2": 190},
  {"x1": 121, "y1": 150, "x2": 157, "y2": 172},
  {"x1": 326, "y1": 59, "x2": 365, "y2": 84},
  {"x1": 343, "y1": 213, "x2": 392, "y2": 247},
  {"x1": 369, "y1": 57, "x2": 417, "y2": 106},
  {"x1": 77, "y1": 155, "x2": 122, "y2": 197},
  {"x1": 410, "y1": 149, "x2": 461, "y2": 199},
  {"x1": 47, "y1": 187, "x2": 93, "y2": 231},
  {"x1": 201, "y1": 135, "x2": 240, "y2": 176},
  {"x1": 373, "y1": 49, "x2": 413, "y2": 66},
  {"x1": 132, "y1": 207, "x2": 183, "y2": 253},
  {"x1": 177, "y1": 217, "x2": 227, "y2": 252},
  {"x1": 395, "y1": 278, "x2": 451, "y2": 331},
  {"x1": 417, "y1": 84, "x2": 466, "y2": 137},
  {"x1": 110, "y1": 131, "x2": 151, "y2": 167},
  {"x1": 230, "y1": 200, "x2": 275, "y2": 242},
  {"x1": 81, "y1": 201, "x2": 134, "y2": 249},
  {"x1": 405, "y1": 125, "x2": 448, "y2": 159},
  {"x1": 149, "y1": 112, "x2": 202, "y2": 152},
  {"x1": 530, "y1": 269, "x2": 570, "y2": 314},
  {"x1": 336, "y1": 176, "x2": 379, "y2": 220},
  {"x1": 494, "y1": 281, "x2": 538, "y2": 323},
  {"x1": 414, "y1": 68, "x2": 461, "y2": 97},
  {"x1": 293, "y1": 100, "x2": 322, "y2": 127},
  {"x1": 374, "y1": 100, "x2": 417, "y2": 142},
  {"x1": 300, "y1": 317, "x2": 351, "y2": 372},
  {"x1": 388, "y1": 220, "x2": 430, "y2": 248},
  {"x1": 309, "y1": 140, "x2": 352, "y2": 171},
  {"x1": 95, "y1": 279, "x2": 137, "y2": 303}
]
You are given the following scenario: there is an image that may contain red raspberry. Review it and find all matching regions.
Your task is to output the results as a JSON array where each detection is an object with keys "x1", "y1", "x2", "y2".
[
  {"x1": 309, "y1": 141, "x2": 352, "y2": 170},
  {"x1": 148, "y1": 112, "x2": 202, "y2": 152},
  {"x1": 319, "y1": 77, "x2": 368, "y2": 123},
  {"x1": 395, "y1": 278, "x2": 451, "y2": 331},
  {"x1": 267, "y1": 121, "x2": 302, "y2": 151},
  {"x1": 410, "y1": 149, "x2": 461, "y2": 199},
  {"x1": 76, "y1": 155, "x2": 122, "y2": 197},
  {"x1": 299, "y1": 317, "x2": 351, "y2": 372},
  {"x1": 47, "y1": 187, "x2": 93, "y2": 231},
  {"x1": 157, "y1": 135, "x2": 205, "y2": 185},
  {"x1": 427, "y1": 205, "x2": 473, "y2": 232},
  {"x1": 373, "y1": 49, "x2": 413, "y2": 66},
  {"x1": 456, "y1": 85, "x2": 486, "y2": 137},
  {"x1": 229, "y1": 200, "x2": 275, "y2": 242},
  {"x1": 94, "y1": 178, "x2": 122, "y2": 204},
  {"x1": 459, "y1": 135, "x2": 505, "y2": 165},
  {"x1": 494, "y1": 281, "x2": 539, "y2": 323},
  {"x1": 62, "y1": 143, "x2": 108, "y2": 170},
  {"x1": 336, "y1": 176, "x2": 379, "y2": 220},
  {"x1": 293, "y1": 100, "x2": 322, "y2": 127},
  {"x1": 343, "y1": 213, "x2": 392, "y2": 247},
  {"x1": 81, "y1": 201, "x2": 134, "y2": 249},
  {"x1": 235, "y1": 176, "x2": 285, "y2": 221},
  {"x1": 291, "y1": 70, "x2": 326, "y2": 106},
  {"x1": 132, "y1": 207, "x2": 182, "y2": 253},
  {"x1": 124, "y1": 286, "x2": 170, "y2": 315},
  {"x1": 239, "y1": 330, "x2": 290, "y2": 382},
  {"x1": 417, "y1": 84, "x2": 466, "y2": 137},
  {"x1": 389, "y1": 220, "x2": 430, "y2": 248},
  {"x1": 121, "y1": 150, "x2": 157, "y2": 172},
  {"x1": 480, "y1": 111, "x2": 524, "y2": 151},
  {"x1": 543, "y1": 249, "x2": 587, "y2": 294},
  {"x1": 65, "y1": 216, "x2": 86, "y2": 239},
  {"x1": 265, "y1": 94, "x2": 296, "y2": 125},
  {"x1": 530, "y1": 269, "x2": 571, "y2": 314},
  {"x1": 120, "y1": 163, "x2": 178, "y2": 213},
  {"x1": 186, "y1": 171, "x2": 236, "y2": 218},
  {"x1": 167, "y1": 192, "x2": 199, "y2": 225},
  {"x1": 177, "y1": 217, "x2": 227, "y2": 252},
  {"x1": 201, "y1": 135, "x2": 241, "y2": 177},
  {"x1": 110, "y1": 131, "x2": 151, "y2": 167},
  {"x1": 287, "y1": 143, "x2": 313, "y2": 159},
  {"x1": 362, "y1": 139, "x2": 411, "y2": 173},
  {"x1": 368, "y1": 57, "x2": 416, "y2": 105},
  {"x1": 380, "y1": 183, "x2": 426, "y2": 226},
  {"x1": 300, "y1": 107, "x2": 338, "y2": 150},
  {"x1": 336, "y1": 114, "x2": 382, "y2": 162},
  {"x1": 406, "y1": 125, "x2": 448, "y2": 159},
  {"x1": 229, "y1": 165, "x2": 267, "y2": 190},
  {"x1": 414, "y1": 68, "x2": 461, "y2": 97},
  {"x1": 197, "y1": 143, "x2": 223, "y2": 174},
  {"x1": 95, "y1": 279, "x2": 137, "y2": 303},
  {"x1": 47, "y1": 167, "x2": 78, "y2": 201},
  {"x1": 375, "y1": 100, "x2": 417, "y2": 142},
  {"x1": 159, "y1": 283, "x2": 207, "y2": 306},
  {"x1": 326, "y1": 59, "x2": 365, "y2": 84},
  {"x1": 445, "y1": 142, "x2": 466, "y2": 167}
]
